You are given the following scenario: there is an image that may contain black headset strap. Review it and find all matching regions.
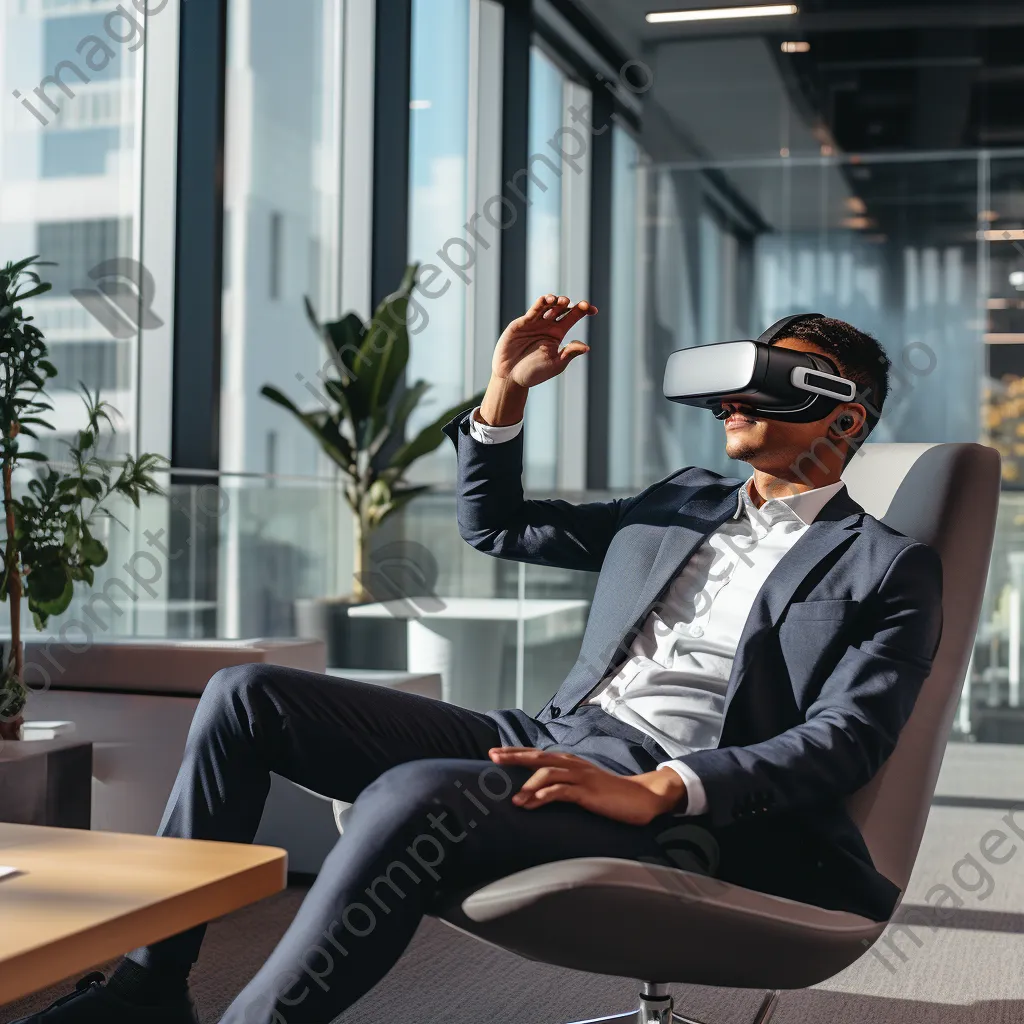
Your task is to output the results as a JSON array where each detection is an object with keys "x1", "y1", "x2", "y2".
[
  {"x1": 757, "y1": 312, "x2": 864, "y2": 432},
  {"x1": 756, "y1": 312, "x2": 827, "y2": 345}
]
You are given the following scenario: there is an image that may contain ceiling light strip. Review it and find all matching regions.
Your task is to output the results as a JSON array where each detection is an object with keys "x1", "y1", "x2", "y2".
[{"x1": 647, "y1": 5, "x2": 799, "y2": 25}]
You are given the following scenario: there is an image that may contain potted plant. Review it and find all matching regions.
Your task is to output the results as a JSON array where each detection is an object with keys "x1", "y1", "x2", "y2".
[
  {"x1": 0, "y1": 256, "x2": 165, "y2": 740},
  {"x1": 261, "y1": 263, "x2": 483, "y2": 667}
]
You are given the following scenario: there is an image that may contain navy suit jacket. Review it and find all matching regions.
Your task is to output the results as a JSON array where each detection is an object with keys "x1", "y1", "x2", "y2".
[{"x1": 441, "y1": 409, "x2": 944, "y2": 918}]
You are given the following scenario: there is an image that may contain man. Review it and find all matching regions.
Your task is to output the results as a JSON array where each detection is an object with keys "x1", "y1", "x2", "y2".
[{"x1": 18, "y1": 295, "x2": 942, "y2": 1024}]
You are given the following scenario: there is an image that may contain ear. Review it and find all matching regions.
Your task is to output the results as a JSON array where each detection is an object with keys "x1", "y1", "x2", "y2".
[{"x1": 828, "y1": 402, "x2": 868, "y2": 441}]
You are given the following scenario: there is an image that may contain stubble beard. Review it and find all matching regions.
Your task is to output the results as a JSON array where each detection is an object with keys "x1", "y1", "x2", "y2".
[{"x1": 725, "y1": 436, "x2": 760, "y2": 463}]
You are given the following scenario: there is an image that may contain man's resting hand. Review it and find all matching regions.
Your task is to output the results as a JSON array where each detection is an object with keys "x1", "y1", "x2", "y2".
[{"x1": 488, "y1": 747, "x2": 687, "y2": 826}]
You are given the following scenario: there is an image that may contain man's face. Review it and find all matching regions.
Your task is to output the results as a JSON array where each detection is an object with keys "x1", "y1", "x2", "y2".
[{"x1": 721, "y1": 337, "x2": 863, "y2": 475}]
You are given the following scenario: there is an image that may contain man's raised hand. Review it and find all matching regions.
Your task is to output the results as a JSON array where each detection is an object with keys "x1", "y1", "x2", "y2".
[{"x1": 492, "y1": 294, "x2": 598, "y2": 390}]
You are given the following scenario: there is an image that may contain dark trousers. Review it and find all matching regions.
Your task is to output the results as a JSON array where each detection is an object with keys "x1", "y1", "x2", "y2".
[{"x1": 130, "y1": 664, "x2": 714, "y2": 1023}]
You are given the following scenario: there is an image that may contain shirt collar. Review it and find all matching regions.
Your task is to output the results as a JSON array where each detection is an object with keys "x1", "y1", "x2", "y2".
[{"x1": 734, "y1": 479, "x2": 847, "y2": 527}]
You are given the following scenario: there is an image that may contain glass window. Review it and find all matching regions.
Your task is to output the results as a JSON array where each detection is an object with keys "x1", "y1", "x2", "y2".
[
  {"x1": 607, "y1": 125, "x2": 644, "y2": 489},
  {"x1": 0, "y1": 0, "x2": 146, "y2": 458},
  {"x1": 220, "y1": 0, "x2": 345, "y2": 476},
  {"x1": 524, "y1": 46, "x2": 567, "y2": 490},
  {"x1": 406, "y1": 0, "x2": 471, "y2": 486}
]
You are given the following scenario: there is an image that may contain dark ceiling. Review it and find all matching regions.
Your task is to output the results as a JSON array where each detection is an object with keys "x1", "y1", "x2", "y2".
[
  {"x1": 566, "y1": 0, "x2": 1024, "y2": 258},
  {"x1": 780, "y1": 1, "x2": 1024, "y2": 152},
  {"x1": 571, "y1": 0, "x2": 1024, "y2": 153}
]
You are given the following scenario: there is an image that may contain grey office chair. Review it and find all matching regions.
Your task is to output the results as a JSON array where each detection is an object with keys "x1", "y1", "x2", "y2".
[{"x1": 333, "y1": 442, "x2": 1001, "y2": 1024}]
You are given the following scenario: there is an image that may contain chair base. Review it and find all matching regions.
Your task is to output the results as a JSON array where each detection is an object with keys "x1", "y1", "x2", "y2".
[{"x1": 566, "y1": 984, "x2": 780, "y2": 1024}]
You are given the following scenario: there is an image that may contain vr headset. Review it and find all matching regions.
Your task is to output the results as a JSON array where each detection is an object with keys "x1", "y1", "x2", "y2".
[{"x1": 662, "y1": 313, "x2": 859, "y2": 424}]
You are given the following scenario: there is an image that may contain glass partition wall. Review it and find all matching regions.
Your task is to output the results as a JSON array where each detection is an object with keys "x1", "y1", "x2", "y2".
[
  {"x1": 625, "y1": 152, "x2": 992, "y2": 485},
  {"x1": 630, "y1": 148, "x2": 1024, "y2": 746}
]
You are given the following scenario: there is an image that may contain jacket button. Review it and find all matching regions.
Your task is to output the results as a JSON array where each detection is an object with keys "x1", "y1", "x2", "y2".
[{"x1": 550, "y1": 705, "x2": 562, "y2": 718}]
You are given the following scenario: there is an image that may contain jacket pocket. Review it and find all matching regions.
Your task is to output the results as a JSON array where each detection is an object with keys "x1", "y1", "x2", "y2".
[
  {"x1": 783, "y1": 598, "x2": 859, "y2": 621},
  {"x1": 778, "y1": 601, "x2": 859, "y2": 709}
]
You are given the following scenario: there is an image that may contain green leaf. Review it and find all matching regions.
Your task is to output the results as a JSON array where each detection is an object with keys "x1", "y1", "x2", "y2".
[
  {"x1": 24, "y1": 561, "x2": 69, "y2": 604},
  {"x1": 387, "y1": 389, "x2": 485, "y2": 473},
  {"x1": 360, "y1": 405, "x2": 387, "y2": 452},
  {"x1": 365, "y1": 421, "x2": 393, "y2": 461},
  {"x1": 80, "y1": 532, "x2": 108, "y2": 567},
  {"x1": 388, "y1": 379, "x2": 432, "y2": 441},
  {"x1": 304, "y1": 298, "x2": 373, "y2": 425},
  {"x1": 260, "y1": 384, "x2": 305, "y2": 418},
  {"x1": 322, "y1": 379, "x2": 361, "y2": 445},
  {"x1": 260, "y1": 385, "x2": 356, "y2": 473},
  {"x1": 367, "y1": 484, "x2": 433, "y2": 528},
  {"x1": 4, "y1": 255, "x2": 42, "y2": 278},
  {"x1": 362, "y1": 263, "x2": 418, "y2": 413},
  {"x1": 14, "y1": 282, "x2": 52, "y2": 301},
  {"x1": 311, "y1": 415, "x2": 356, "y2": 473},
  {"x1": 322, "y1": 313, "x2": 369, "y2": 380},
  {"x1": 305, "y1": 298, "x2": 364, "y2": 370},
  {"x1": 261, "y1": 386, "x2": 356, "y2": 473},
  {"x1": 30, "y1": 577, "x2": 74, "y2": 618}
]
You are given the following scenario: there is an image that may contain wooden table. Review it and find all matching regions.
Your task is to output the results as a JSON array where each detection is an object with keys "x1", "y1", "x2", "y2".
[{"x1": 0, "y1": 824, "x2": 287, "y2": 1005}]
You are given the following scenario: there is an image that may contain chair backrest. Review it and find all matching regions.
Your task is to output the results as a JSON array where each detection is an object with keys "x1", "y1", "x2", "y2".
[{"x1": 840, "y1": 442, "x2": 1001, "y2": 891}]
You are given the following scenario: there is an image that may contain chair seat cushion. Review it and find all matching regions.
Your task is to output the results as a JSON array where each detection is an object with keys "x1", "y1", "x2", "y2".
[{"x1": 439, "y1": 857, "x2": 886, "y2": 989}]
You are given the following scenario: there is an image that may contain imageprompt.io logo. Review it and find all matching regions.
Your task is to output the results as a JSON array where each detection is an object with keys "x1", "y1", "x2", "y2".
[{"x1": 72, "y1": 258, "x2": 164, "y2": 339}]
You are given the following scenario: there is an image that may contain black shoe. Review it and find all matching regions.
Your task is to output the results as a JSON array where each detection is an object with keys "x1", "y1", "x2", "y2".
[{"x1": 10, "y1": 972, "x2": 200, "y2": 1023}]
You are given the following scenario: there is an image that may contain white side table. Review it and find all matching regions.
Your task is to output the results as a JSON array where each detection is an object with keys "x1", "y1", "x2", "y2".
[
  {"x1": 325, "y1": 667, "x2": 443, "y2": 699},
  {"x1": 347, "y1": 597, "x2": 589, "y2": 711}
]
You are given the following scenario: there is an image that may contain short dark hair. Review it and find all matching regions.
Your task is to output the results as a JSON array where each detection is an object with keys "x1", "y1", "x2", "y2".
[{"x1": 773, "y1": 315, "x2": 891, "y2": 454}]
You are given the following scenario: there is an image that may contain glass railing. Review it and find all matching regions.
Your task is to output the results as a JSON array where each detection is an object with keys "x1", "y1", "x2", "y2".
[
  {"x1": 960, "y1": 490, "x2": 1024, "y2": 744},
  {"x1": 0, "y1": 468, "x2": 598, "y2": 715},
  {"x1": 0, "y1": 469, "x2": 350, "y2": 644}
]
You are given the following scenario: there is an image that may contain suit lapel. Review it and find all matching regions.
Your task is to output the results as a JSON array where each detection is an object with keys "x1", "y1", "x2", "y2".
[
  {"x1": 625, "y1": 478, "x2": 746, "y2": 637},
  {"x1": 721, "y1": 486, "x2": 865, "y2": 719}
]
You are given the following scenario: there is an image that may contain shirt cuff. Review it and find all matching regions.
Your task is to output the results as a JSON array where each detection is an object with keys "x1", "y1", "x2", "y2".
[
  {"x1": 658, "y1": 760, "x2": 708, "y2": 816},
  {"x1": 467, "y1": 406, "x2": 524, "y2": 444}
]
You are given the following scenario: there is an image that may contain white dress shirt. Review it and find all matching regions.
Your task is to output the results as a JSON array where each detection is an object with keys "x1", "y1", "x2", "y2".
[{"x1": 467, "y1": 408, "x2": 847, "y2": 816}]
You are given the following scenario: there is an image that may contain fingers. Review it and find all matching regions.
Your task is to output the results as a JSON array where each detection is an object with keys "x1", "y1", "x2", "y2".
[
  {"x1": 523, "y1": 293, "x2": 557, "y2": 320},
  {"x1": 513, "y1": 765, "x2": 573, "y2": 803},
  {"x1": 541, "y1": 295, "x2": 572, "y2": 320},
  {"x1": 554, "y1": 300, "x2": 597, "y2": 329},
  {"x1": 523, "y1": 295, "x2": 599, "y2": 323},
  {"x1": 515, "y1": 765, "x2": 583, "y2": 809},
  {"x1": 516, "y1": 782, "x2": 582, "y2": 809},
  {"x1": 558, "y1": 341, "x2": 590, "y2": 365}
]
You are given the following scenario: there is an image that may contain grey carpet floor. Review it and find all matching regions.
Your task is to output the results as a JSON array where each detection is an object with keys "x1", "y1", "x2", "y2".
[
  {"x1": 6, "y1": 744, "x2": 1024, "y2": 1023},
  {"x1": 3, "y1": 879, "x2": 1022, "y2": 1024}
]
